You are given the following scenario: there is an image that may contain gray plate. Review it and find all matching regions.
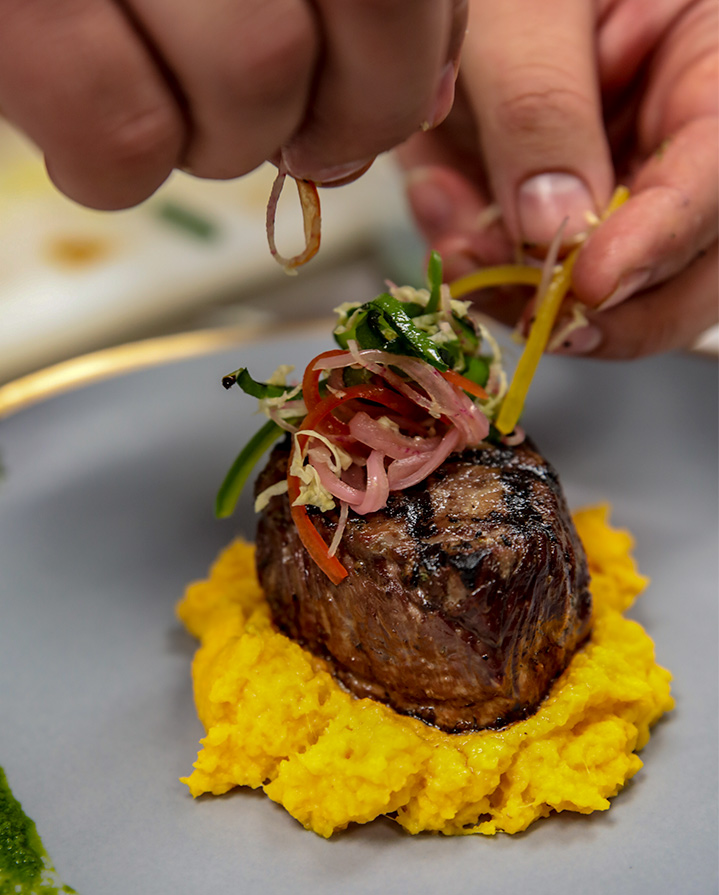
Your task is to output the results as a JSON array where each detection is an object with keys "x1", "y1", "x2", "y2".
[{"x1": 1, "y1": 332, "x2": 717, "y2": 895}]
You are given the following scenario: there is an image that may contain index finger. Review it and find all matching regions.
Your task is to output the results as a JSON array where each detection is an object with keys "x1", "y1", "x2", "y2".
[{"x1": 459, "y1": 0, "x2": 614, "y2": 247}]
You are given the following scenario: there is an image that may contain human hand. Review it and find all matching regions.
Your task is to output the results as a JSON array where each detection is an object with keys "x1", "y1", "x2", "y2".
[
  {"x1": 400, "y1": 0, "x2": 718, "y2": 359},
  {"x1": 0, "y1": 0, "x2": 466, "y2": 210}
]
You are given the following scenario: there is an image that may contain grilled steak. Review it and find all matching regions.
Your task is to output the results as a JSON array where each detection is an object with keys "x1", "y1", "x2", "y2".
[{"x1": 255, "y1": 438, "x2": 591, "y2": 732}]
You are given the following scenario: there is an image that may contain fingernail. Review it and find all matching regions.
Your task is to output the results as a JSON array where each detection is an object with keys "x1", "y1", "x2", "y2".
[
  {"x1": 549, "y1": 323, "x2": 603, "y2": 355},
  {"x1": 284, "y1": 157, "x2": 374, "y2": 187},
  {"x1": 598, "y1": 269, "x2": 652, "y2": 311},
  {"x1": 426, "y1": 62, "x2": 457, "y2": 130},
  {"x1": 406, "y1": 168, "x2": 456, "y2": 238},
  {"x1": 518, "y1": 173, "x2": 595, "y2": 246}
]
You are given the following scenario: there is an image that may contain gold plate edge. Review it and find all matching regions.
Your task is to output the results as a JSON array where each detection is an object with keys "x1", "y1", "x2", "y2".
[{"x1": 0, "y1": 319, "x2": 332, "y2": 419}]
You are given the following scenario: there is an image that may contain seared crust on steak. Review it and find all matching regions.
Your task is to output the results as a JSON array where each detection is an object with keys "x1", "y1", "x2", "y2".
[{"x1": 255, "y1": 439, "x2": 591, "y2": 732}]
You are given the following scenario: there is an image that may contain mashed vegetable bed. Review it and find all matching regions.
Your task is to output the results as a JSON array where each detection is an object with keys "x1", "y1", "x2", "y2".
[{"x1": 177, "y1": 506, "x2": 673, "y2": 837}]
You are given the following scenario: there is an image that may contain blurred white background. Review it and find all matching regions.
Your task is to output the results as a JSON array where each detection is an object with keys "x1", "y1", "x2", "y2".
[{"x1": 0, "y1": 121, "x2": 425, "y2": 383}]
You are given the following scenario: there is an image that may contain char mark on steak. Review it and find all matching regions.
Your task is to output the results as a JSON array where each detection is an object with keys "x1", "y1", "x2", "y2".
[{"x1": 255, "y1": 438, "x2": 591, "y2": 732}]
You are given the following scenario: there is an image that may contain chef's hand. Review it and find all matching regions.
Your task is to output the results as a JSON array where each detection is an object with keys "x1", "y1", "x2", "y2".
[
  {"x1": 400, "y1": 0, "x2": 718, "y2": 359},
  {"x1": 0, "y1": 0, "x2": 466, "y2": 209}
]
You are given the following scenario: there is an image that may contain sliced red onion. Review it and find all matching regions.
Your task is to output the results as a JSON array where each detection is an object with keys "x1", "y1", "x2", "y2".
[
  {"x1": 352, "y1": 450, "x2": 390, "y2": 515},
  {"x1": 314, "y1": 347, "x2": 489, "y2": 448},
  {"x1": 387, "y1": 427, "x2": 460, "y2": 490},
  {"x1": 304, "y1": 442, "x2": 361, "y2": 501},
  {"x1": 502, "y1": 425, "x2": 525, "y2": 446},
  {"x1": 266, "y1": 163, "x2": 322, "y2": 274},
  {"x1": 348, "y1": 411, "x2": 440, "y2": 459}
]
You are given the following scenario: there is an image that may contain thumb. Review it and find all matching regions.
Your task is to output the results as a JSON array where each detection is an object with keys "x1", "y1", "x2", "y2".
[{"x1": 461, "y1": 0, "x2": 614, "y2": 247}]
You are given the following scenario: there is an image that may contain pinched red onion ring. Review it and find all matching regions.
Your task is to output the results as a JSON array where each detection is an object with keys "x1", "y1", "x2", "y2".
[{"x1": 266, "y1": 163, "x2": 322, "y2": 274}]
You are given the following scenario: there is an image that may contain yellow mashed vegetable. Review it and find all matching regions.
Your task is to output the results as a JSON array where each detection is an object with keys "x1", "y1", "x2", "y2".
[{"x1": 177, "y1": 505, "x2": 673, "y2": 838}]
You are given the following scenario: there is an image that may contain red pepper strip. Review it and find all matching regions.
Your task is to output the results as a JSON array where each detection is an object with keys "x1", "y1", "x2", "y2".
[
  {"x1": 287, "y1": 446, "x2": 349, "y2": 585},
  {"x1": 302, "y1": 349, "x2": 349, "y2": 413},
  {"x1": 297, "y1": 383, "x2": 412, "y2": 448},
  {"x1": 441, "y1": 369, "x2": 489, "y2": 401}
]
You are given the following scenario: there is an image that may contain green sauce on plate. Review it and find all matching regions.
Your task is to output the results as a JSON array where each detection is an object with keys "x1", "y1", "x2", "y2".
[{"x1": 0, "y1": 766, "x2": 76, "y2": 894}]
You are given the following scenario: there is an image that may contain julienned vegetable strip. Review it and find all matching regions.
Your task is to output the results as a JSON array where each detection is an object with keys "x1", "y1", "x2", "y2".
[
  {"x1": 302, "y1": 349, "x2": 348, "y2": 413},
  {"x1": 603, "y1": 185, "x2": 631, "y2": 217},
  {"x1": 449, "y1": 265, "x2": 542, "y2": 299},
  {"x1": 493, "y1": 185, "x2": 630, "y2": 436},
  {"x1": 223, "y1": 367, "x2": 295, "y2": 399},
  {"x1": 215, "y1": 419, "x2": 284, "y2": 518},
  {"x1": 287, "y1": 452, "x2": 349, "y2": 585},
  {"x1": 425, "y1": 250, "x2": 444, "y2": 313},
  {"x1": 266, "y1": 165, "x2": 322, "y2": 274},
  {"x1": 441, "y1": 369, "x2": 489, "y2": 400},
  {"x1": 494, "y1": 248, "x2": 580, "y2": 434}
]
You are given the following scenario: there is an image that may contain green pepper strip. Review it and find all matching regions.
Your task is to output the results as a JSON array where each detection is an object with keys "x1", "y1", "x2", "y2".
[
  {"x1": 425, "y1": 250, "x2": 443, "y2": 313},
  {"x1": 215, "y1": 419, "x2": 284, "y2": 518},
  {"x1": 223, "y1": 367, "x2": 298, "y2": 399}
]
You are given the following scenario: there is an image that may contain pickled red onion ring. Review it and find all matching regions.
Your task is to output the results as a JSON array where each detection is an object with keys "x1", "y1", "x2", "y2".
[
  {"x1": 352, "y1": 450, "x2": 390, "y2": 515},
  {"x1": 348, "y1": 412, "x2": 440, "y2": 460},
  {"x1": 266, "y1": 163, "x2": 321, "y2": 274},
  {"x1": 387, "y1": 428, "x2": 460, "y2": 490}
]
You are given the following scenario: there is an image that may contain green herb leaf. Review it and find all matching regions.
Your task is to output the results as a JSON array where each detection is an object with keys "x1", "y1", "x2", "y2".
[
  {"x1": 215, "y1": 419, "x2": 284, "y2": 518},
  {"x1": 369, "y1": 294, "x2": 449, "y2": 370}
]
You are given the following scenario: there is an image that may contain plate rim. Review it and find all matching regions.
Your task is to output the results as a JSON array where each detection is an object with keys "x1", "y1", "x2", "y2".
[{"x1": 0, "y1": 319, "x2": 332, "y2": 420}]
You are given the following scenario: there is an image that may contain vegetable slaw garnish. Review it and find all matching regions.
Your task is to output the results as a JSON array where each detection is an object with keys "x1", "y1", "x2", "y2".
[
  {"x1": 220, "y1": 187, "x2": 629, "y2": 580},
  {"x1": 217, "y1": 253, "x2": 507, "y2": 580}
]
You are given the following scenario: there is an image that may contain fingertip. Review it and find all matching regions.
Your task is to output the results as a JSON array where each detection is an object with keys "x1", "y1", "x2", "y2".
[
  {"x1": 45, "y1": 155, "x2": 173, "y2": 210},
  {"x1": 426, "y1": 61, "x2": 458, "y2": 131},
  {"x1": 282, "y1": 156, "x2": 375, "y2": 187},
  {"x1": 548, "y1": 321, "x2": 603, "y2": 355},
  {"x1": 0, "y1": 0, "x2": 185, "y2": 211},
  {"x1": 596, "y1": 269, "x2": 652, "y2": 312},
  {"x1": 565, "y1": 245, "x2": 719, "y2": 359},
  {"x1": 45, "y1": 92, "x2": 183, "y2": 209}
]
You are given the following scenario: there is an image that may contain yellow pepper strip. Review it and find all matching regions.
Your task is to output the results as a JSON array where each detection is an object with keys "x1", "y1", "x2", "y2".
[
  {"x1": 493, "y1": 185, "x2": 630, "y2": 435},
  {"x1": 494, "y1": 248, "x2": 580, "y2": 434},
  {"x1": 603, "y1": 184, "x2": 631, "y2": 217},
  {"x1": 449, "y1": 265, "x2": 542, "y2": 299}
]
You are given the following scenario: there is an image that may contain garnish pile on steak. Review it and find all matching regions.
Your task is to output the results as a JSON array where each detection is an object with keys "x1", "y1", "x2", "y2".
[{"x1": 255, "y1": 438, "x2": 591, "y2": 733}]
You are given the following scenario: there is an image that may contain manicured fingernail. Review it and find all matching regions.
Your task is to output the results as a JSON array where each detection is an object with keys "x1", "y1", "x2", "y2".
[
  {"x1": 549, "y1": 323, "x2": 603, "y2": 355},
  {"x1": 518, "y1": 173, "x2": 595, "y2": 246},
  {"x1": 406, "y1": 168, "x2": 455, "y2": 238},
  {"x1": 598, "y1": 269, "x2": 652, "y2": 311},
  {"x1": 426, "y1": 62, "x2": 457, "y2": 130}
]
